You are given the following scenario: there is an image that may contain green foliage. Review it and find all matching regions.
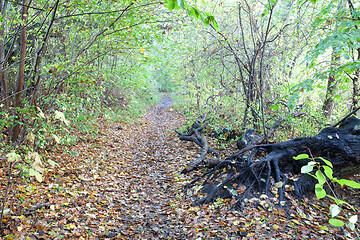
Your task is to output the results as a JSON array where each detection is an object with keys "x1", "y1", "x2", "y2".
[
  {"x1": 166, "y1": 0, "x2": 219, "y2": 30},
  {"x1": 294, "y1": 154, "x2": 359, "y2": 232}
]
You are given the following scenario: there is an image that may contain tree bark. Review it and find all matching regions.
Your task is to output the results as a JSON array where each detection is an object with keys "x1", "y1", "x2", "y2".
[
  {"x1": 347, "y1": 0, "x2": 360, "y2": 111},
  {"x1": 351, "y1": 47, "x2": 360, "y2": 111},
  {"x1": 12, "y1": 0, "x2": 28, "y2": 142},
  {"x1": 0, "y1": 0, "x2": 9, "y2": 107},
  {"x1": 322, "y1": 52, "x2": 340, "y2": 118}
]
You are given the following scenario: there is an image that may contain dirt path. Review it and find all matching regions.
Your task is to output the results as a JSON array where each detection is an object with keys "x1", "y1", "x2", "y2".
[
  {"x1": 101, "y1": 95, "x2": 194, "y2": 238},
  {"x1": 4, "y1": 95, "x2": 352, "y2": 239},
  {"x1": 5, "y1": 95, "x2": 198, "y2": 239}
]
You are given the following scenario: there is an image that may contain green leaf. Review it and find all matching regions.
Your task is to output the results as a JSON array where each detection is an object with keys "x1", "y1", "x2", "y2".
[
  {"x1": 320, "y1": 158, "x2": 333, "y2": 168},
  {"x1": 319, "y1": 225, "x2": 329, "y2": 231},
  {"x1": 315, "y1": 170, "x2": 326, "y2": 185},
  {"x1": 337, "y1": 179, "x2": 360, "y2": 188},
  {"x1": 326, "y1": 195, "x2": 352, "y2": 208},
  {"x1": 315, "y1": 185, "x2": 326, "y2": 199},
  {"x1": 167, "y1": 0, "x2": 176, "y2": 11},
  {"x1": 329, "y1": 204, "x2": 341, "y2": 218},
  {"x1": 323, "y1": 166, "x2": 333, "y2": 180},
  {"x1": 270, "y1": 104, "x2": 279, "y2": 111},
  {"x1": 202, "y1": 17, "x2": 210, "y2": 27},
  {"x1": 190, "y1": 7, "x2": 200, "y2": 19},
  {"x1": 174, "y1": 2, "x2": 181, "y2": 10},
  {"x1": 293, "y1": 154, "x2": 309, "y2": 160},
  {"x1": 329, "y1": 218, "x2": 344, "y2": 227},
  {"x1": 211, "y1": 20, "x2": 219, "y2": 31},
  {"x1": 301, "y1": 165, "x2": 313, "y2": 173}
]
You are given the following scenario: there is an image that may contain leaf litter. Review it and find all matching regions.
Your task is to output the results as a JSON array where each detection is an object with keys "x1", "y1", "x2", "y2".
[{"x1": 0, "y1": 95, "x2": 359, "y2": 239}]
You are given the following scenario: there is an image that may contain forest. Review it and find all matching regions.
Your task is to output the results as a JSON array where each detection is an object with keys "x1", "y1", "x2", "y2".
[{"x1": 0, "y1": 0, "x2": 359, "y2": 239}]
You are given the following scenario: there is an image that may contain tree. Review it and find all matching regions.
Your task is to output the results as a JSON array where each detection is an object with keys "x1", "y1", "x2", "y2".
[{"x1": 12, "y1": 0, "x2": 28, "y2": 141}]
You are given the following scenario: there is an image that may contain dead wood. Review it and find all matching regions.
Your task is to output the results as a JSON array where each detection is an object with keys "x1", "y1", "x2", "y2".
[{"x1": 177, "y1": 116, "x2": 360, "y2": 208}]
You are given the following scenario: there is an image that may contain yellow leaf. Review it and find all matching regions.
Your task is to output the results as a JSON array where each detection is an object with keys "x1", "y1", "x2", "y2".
[
  {"x1": 27, "y1": 132, "x2": 35, "y2": 142},
  {"x1": 292, "y1": 219, "x2": 300, "y2": 225},
  {"x1": 188, "y1": 207, "x2": 200, "y2": 212},
  {"x1": 140, "y1": 48, "x2": 145, "y2": 53},
  {"x1": 29, "y1": 169, "x2": 43, "y2": 182},
  {"x1": 54, "y1": 110, "x2": 69, "y2": 126},
  {"x1": 6, "y1": 151, "x2": 21, "y2": 162},
  {"x1": 272, "y1": 224, "x2": 280, "y2": 230},
  {"x1": 65, "y1": 223, "x2": 76, "y2": 229},
  {"x1": 30, "y1": 152, "x2": 45, "y2": 174}
]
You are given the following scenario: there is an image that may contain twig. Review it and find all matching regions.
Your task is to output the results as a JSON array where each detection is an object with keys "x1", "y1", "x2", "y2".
[
  {"x1": 26, "y1": 203, "x2": 52, "y2": 212},
  {"x1": 333, "y1": 106, "x2": 360, "y2": 128}
]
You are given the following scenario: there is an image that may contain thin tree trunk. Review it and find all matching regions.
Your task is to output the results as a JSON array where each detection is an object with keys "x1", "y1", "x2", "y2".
[
  {"x1": 322, "y1": 52, "x2": 340, "y2": 118},
  {"x1": 0, "y1": 0, "x2": 8, "y2": 107},
  {"x1": 351, "y1": 48, "x2": 360, "y2": 111},
  {"x1": 347, "y1": 0, "x2": 360, "y2": 111},
  {"x1": 12, "y1": 0, "x2": 28, "y2": 142},
  {"x1": 30, "y1": 0, "x2": 59, "y2": 106}
]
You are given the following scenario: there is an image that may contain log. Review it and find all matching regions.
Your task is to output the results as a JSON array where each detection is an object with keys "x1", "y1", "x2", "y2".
[{"x1": 177, "y1": 116, "x2": 360, "y2": 208}]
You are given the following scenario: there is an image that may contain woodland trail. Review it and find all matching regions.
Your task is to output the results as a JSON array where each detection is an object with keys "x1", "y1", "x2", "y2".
[
  {"x1": 6, "y1": 94, "x2": 200, "y2": 239},
  {"x1": 5, "y1": 95, "x2": 353, "y2": 239},
  {"x1": 50, "y1": 94, "x2": 197, "y2": 239}
]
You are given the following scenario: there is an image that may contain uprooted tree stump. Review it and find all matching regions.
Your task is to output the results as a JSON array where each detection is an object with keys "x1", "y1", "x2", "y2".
[{"x1": 176, "y1": 116, "x2": 360, "y2": 209}]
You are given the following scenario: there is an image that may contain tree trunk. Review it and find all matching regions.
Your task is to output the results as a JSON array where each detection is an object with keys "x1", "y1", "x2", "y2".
[
  {"x1": 322, "y1": 52, "x2": 340, "y2": 118},
  {"x1": 351, "y1": 47, "x2": 360, "y2": 111},
  {"x1": 12, "y1": 0, "x2": 28, "y2": 142},
  {"x1": 0, "y1": 0, "x2": 9, "y2": 107},
  {"x1": 347, "y1": 0, "x2": 360, "y2": 111}
]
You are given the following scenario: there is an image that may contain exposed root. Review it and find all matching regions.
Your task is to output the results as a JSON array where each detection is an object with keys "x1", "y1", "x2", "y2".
[{"x1": 177, "y1": 116, "x2": 360, "y2": 208}]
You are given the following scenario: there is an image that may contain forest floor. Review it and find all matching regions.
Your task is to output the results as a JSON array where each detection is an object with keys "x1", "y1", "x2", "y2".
[{"x1": 1, "y1": 94, "x2": 359, "y2": 239}]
